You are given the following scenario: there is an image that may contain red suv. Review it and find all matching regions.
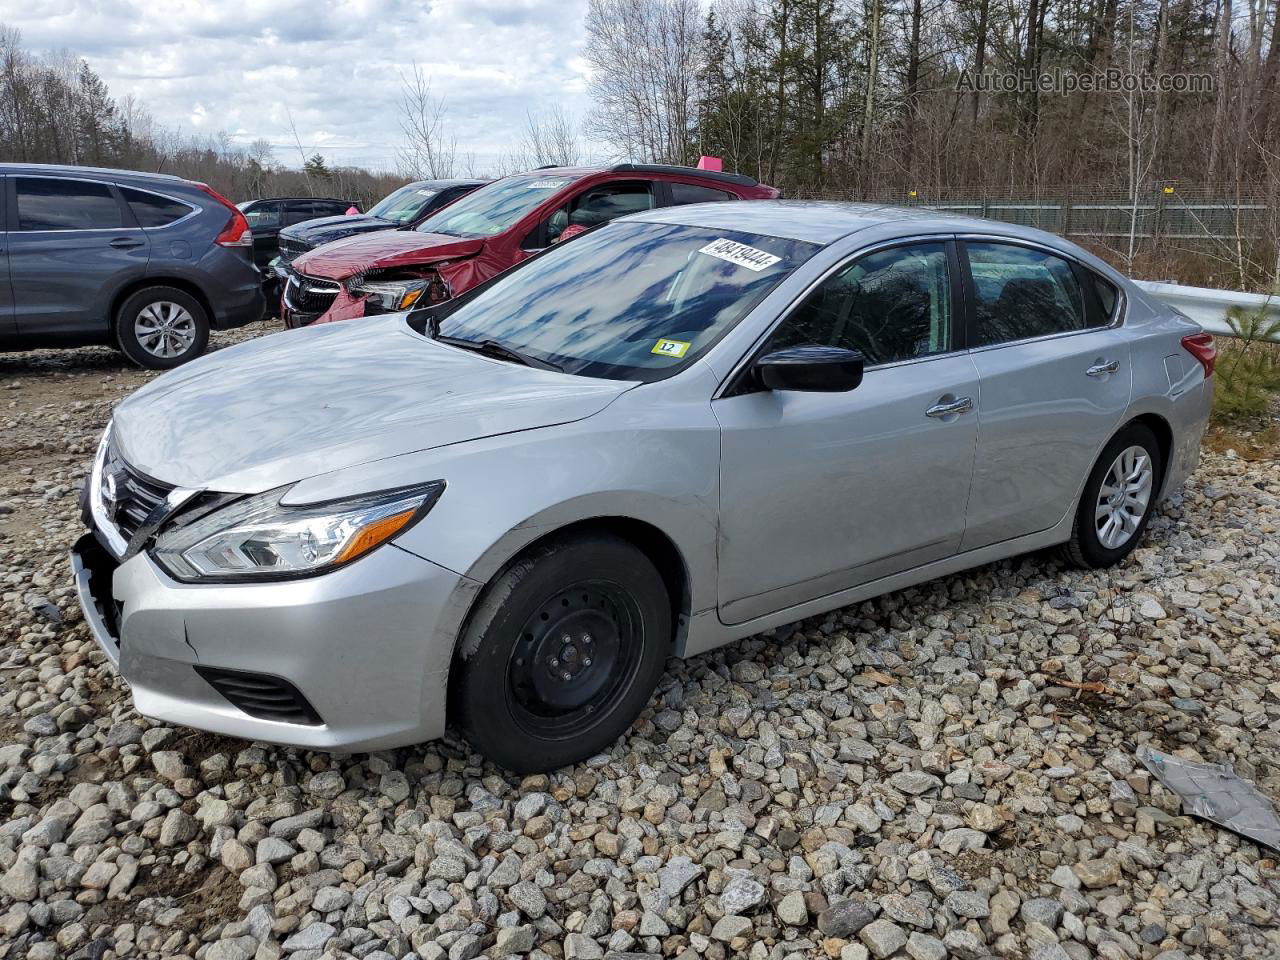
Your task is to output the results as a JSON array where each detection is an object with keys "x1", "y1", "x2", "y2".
[{"x1": 281, "y1": 164, "x2": 780, "y2": 327}]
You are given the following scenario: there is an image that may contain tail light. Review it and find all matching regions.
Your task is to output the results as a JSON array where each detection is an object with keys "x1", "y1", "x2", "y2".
[
  {"x1": 1181, "y1": 333, "x2": 1217, "y2": 378},
  {"x1": 195, "y1": 183, "x2": 253, "y2": 248}
]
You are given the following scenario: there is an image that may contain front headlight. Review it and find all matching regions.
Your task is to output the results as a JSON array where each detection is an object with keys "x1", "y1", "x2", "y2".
[
  {"x1": 351, "y1": 277, "x2": 433, "y2": 311},
  {"x1": 151, "y1": 481, "x2": 444, "y2": 582}
]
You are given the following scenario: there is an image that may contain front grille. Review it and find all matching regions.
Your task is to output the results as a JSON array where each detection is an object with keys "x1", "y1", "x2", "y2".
[
  {"x1": 101, "y1": 442, "x2": 174, "y2": 545},
  {"x1": 278, "y1": 236, "x2": 312, "y2": 264},
  {"x1": 195, "y1": 666, "x2": 322, "y2": 726},
  {"x1": 283, "y1": 273, "x2": 340, "y2": 314}
]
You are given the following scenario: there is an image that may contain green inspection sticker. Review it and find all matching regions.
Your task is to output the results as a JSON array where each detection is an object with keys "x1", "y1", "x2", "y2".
[{"x1": 652, "y1": 338, "x2": 691, "y2": 358}]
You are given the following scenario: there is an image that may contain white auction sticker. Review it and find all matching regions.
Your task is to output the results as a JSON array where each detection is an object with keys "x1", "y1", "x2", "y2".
[
  {"x1": 698, "y1": 238, "x2": 782, "y2": 272},
  {"x1": 528, "y1": 178, "x2": 571, "y2": 189}
]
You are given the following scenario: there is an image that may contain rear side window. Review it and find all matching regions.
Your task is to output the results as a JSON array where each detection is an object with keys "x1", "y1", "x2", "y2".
[
  {"x1": 16, "y1": 177, "x2": 122, "y2": 231},
  {"x1": 120, "y1": 186, "x2": 192, "y2": 227},
  {"x1": 315, "y1": 201, "x2": 351, "y2": 216},
  {"x1": 669, "y1": 182, "x2": 734, "y2": 205},
  {"x1": 966, "y1": 242, "x2": 1089, "y2": 346},
  {"x1": 243, "y1": 202, "x2": 281, "y2": 229}
]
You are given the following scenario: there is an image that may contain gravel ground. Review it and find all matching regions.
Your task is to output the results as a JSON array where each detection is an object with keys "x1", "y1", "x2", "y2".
[{"x1": 2, "y1": 325, "x2": 1279, "y2": 960}]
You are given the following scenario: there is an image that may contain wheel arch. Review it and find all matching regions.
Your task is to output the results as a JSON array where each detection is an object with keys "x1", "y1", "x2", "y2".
[
  {"x1": 1122, "y1": 411, "x2": 1174, "y2": 490},
  {"x1": 109, "y1": 276, "x2": 214, "y2": 336},
  {"x1": 452, "y1": 515, "x2": 693, "y2": 663}
]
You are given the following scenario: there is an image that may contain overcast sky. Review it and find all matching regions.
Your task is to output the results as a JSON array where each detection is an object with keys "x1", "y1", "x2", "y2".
[{"x1": 5, "y1": 0, "x2": 598, "y2": 173}]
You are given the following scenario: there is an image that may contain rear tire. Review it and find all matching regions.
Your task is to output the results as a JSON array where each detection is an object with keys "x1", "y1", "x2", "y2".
[
  {"x1": 452, "y1": 533, "x2": 671, "y2": 773},
  {"x1": 1064, "y1": 422, "x2": 1163, "y2": 568},
  {"x1": 115, "y1": 286, "x2": 210, "y2": 370}
]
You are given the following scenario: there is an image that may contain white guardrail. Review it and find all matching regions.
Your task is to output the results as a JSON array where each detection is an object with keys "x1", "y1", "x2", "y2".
[{"x1": 1134, "y1": 280, "x2": 1280, "y2": 342}]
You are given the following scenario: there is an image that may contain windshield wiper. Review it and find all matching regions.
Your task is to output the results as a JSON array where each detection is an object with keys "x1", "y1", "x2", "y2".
[{"x1": 431, "y1": 330, "x2": 562, "y2": 372}]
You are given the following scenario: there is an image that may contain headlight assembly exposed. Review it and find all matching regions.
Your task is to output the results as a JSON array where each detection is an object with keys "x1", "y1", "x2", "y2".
[
  {"x1": 151, "y1": 481, "x2": 444, "y2": 582},
  {"x1": 351, "y1": 276, "x2": 442, "y2": 311}
]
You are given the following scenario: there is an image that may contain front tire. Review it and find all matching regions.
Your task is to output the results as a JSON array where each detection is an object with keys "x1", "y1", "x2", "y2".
[
  {"x1": 1065, "y1": 422, "x2": 1163, "y2": 568},
  {"x1": 452, "y1": 533, "x2": 672, "y2": 773},
  {"x1": 115, "y1": 286, "x2": 210, "y2": 369}
]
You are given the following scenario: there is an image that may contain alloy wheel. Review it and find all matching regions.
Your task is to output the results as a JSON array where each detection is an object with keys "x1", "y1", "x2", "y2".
[
  {"x1": 134, "y1": 301, "x2": 197, "y2": 359},
  {"x1": 1095, "y1": 444, "x2": 1153, "y2": 549}
]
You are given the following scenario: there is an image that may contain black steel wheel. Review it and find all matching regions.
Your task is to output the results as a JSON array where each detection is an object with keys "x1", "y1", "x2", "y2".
[{"x1": 452, "y1": 533, "x2": 671, "y2": 772}]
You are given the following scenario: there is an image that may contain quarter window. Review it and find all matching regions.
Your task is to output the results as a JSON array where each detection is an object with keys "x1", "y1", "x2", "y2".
[
  {"x1": 16, "y1": 177, "x2": 122, "y2": 231},
  {"x1": 766, "y1": 243, "x2": 953, "y2": 366},
  {"x1": 120, "y1": 186, "x2": 192, "y2": 227},
  {"x1": 966, "y1": 242, "x2": 1090, "y2": 345},
  {"x1": 1090, "y1": 272, "x2": 1119, "y2": 321}
]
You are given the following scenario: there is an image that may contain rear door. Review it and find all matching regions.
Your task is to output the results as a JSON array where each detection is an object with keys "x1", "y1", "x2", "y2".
[
  {"x1": 959, "y1": 239, "x2": 1132, "y2": 551},
  {"x1": 244, "y1": 201, "x2": 282, "y2": 269},
  {"x1": 0, "y1": 177, "x2": 13, "y2": 337},
  {"x1": 8, "y1": 175, "x2": 150, "y2": 338}
]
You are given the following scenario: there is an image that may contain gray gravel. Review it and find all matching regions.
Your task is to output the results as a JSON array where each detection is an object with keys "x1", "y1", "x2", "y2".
[{"x1": 2, "y1": 333, "x2": 1280, "y2": 959}]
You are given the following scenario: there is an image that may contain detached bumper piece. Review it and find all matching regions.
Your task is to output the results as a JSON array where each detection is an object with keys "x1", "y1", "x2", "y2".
[
  {"x1": 71, "y1": 534, "x2": 123, "y2": 666},
  {"x1": 195, "y1": 665, "x2": 322, "y2": 726}
]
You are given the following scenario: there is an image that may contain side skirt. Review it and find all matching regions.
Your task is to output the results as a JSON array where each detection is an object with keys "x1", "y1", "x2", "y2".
[{"x1": 682, "y1": 510, "x2": 1075, "y2": 659}]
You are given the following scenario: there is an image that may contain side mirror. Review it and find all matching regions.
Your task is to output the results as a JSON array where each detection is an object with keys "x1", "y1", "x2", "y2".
[{"x1": 754, "y1": 345, "x2": 865, "y2": 392}]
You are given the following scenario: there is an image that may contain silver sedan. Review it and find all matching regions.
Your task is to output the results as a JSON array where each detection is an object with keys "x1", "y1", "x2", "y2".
[{"x1": 72, "y1": 201, "x2": 1214, "y2": 772}]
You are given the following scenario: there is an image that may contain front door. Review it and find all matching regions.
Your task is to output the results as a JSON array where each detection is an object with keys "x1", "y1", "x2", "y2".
[
  {"x1": 958, "y1": 240, "x2": 1132, "y2": 550},
  {"x1": 8, "y1": 176, "x2": 149, "y2": 338},
  {"x1": 714, "y1": 240, "x2": 979, "y2": 625}
]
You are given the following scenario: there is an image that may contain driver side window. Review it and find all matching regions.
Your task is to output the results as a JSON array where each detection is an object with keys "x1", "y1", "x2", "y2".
[
  {"x1": 765, "y1": 242, "x2": 953, "y2": 366},
  {"x1": 527, "y1": 180, "x2": 655, "y2": 249}
]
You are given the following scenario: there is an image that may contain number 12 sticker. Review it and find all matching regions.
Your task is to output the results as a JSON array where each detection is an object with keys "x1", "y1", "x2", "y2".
[{"x1": 652, "y1": 338, "x2": 691, "y2": 358}]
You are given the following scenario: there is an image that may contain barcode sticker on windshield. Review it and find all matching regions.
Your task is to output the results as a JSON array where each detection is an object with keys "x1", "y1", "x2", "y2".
[
  {"x1": 528, "y1": 178, "x2": 571, "y2": 189},
  {"x1": 698, "y1": 238, "x2": 781, "y2": 272}
]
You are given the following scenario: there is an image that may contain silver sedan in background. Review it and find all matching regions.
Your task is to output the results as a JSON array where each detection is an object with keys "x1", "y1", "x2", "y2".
[{"x1": 72, "y1": 202, "x2": 1214, "y2": 772}]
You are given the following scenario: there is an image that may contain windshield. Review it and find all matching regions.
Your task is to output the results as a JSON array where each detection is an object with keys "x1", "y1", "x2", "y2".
[
  {"x1": 415, "y1": 173, "x2": 578, "y2": 238},
  {"x1": 428, "y1": 221, "x2": 819, "y2": 381},
  {"x1": 369, "y1": 183, "x2": 440, "y2": 224}
]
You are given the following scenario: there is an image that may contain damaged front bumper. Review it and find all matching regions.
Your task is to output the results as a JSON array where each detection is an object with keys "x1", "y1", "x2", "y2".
[{"x1": 71, "y1": 531, "x2": 478, "y2": 752}]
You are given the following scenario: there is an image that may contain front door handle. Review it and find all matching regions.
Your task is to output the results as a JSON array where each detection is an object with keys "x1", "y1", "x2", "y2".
[
  {"x1": 1086, "y1": 359, "x2": 1120, "y2": 378},
  {"x1": 925, "y1": 396, "x2": 974, "y2": 419},
  {"x1": 109, "y1": 237, "x2": 144, "y2": 249}
]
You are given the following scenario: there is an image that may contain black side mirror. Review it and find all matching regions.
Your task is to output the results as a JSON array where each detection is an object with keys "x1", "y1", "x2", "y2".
[{"x1": 754, "y1": 345, "x2": 865, "y2": 392}]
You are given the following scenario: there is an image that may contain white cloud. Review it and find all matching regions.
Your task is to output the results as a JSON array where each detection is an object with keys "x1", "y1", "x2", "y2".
[{"x1": 5, "y1": 0, "x2": 599, "y2": 173}]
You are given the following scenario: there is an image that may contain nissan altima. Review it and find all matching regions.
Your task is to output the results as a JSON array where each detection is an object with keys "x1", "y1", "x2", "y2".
[{"x1": 72, "y1": 201, "x2": 1214, "y2": 772}]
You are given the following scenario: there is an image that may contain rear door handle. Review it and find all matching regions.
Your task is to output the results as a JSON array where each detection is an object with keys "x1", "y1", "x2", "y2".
[
  {"x1": 1086, "y1": 359, "x2": 1120, "y2": 377},
  {"x1": 109, "y1": 237, "x2": 144, "y2": 249},
  {"x1": 925, "y1": 396, "x2": 974, "y2": 419}
]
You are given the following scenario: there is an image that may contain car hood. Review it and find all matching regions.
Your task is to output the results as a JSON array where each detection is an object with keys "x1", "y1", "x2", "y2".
[
  {"x1": 294, "y1": 230, "x2": 485, "y2": 280},
  {"x1": 111, "y1": 316, "x2": 630, "y2": 494},
  {"x1": 284, "y1": 215, "x2": 396, "y2": 245}
]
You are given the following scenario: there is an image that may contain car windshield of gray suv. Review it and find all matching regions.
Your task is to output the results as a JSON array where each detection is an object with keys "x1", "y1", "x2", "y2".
[
  {"x1": 425, "y1": 221, "x2": 818, "y2": 380},
  {"x1": 368, "y1": 183, "x2": 438, "y2": 223},
  {"x1": 414, "y1": 173, "x2": 580, "y2": 238}
]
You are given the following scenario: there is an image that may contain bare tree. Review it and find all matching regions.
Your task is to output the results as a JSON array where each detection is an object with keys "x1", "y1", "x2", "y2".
[
  {"x1": 584, "y1": 0, "x2": 701, "y2": 162},
  {"x1": 519, "y1": 105, "x2": 583, "y2": 167},
  {"x1": 396, "y1": 62, "x2": 457, "y2": 179}
]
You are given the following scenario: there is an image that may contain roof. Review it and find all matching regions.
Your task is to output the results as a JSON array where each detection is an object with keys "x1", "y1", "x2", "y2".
[
  {"x1": 404, "y1": 178, "x2": 489, "y2": 188},
  {"x1": 627, "y1": 199, "x2": 1080, "y2": 248},
  {"x1": 516, "y1": 163, "x2": 759, "y2": 187},
  {"x1": 0, "y1": 162, "x2": 188, "y2": 183},
  {"x1": 243, "y1": 196, "x2": 357, "y2": 205}
]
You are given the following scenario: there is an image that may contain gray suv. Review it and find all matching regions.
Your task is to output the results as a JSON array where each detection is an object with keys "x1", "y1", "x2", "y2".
[{"x1": 0, "y1": 164, "x2": 265, "y2": 368}]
